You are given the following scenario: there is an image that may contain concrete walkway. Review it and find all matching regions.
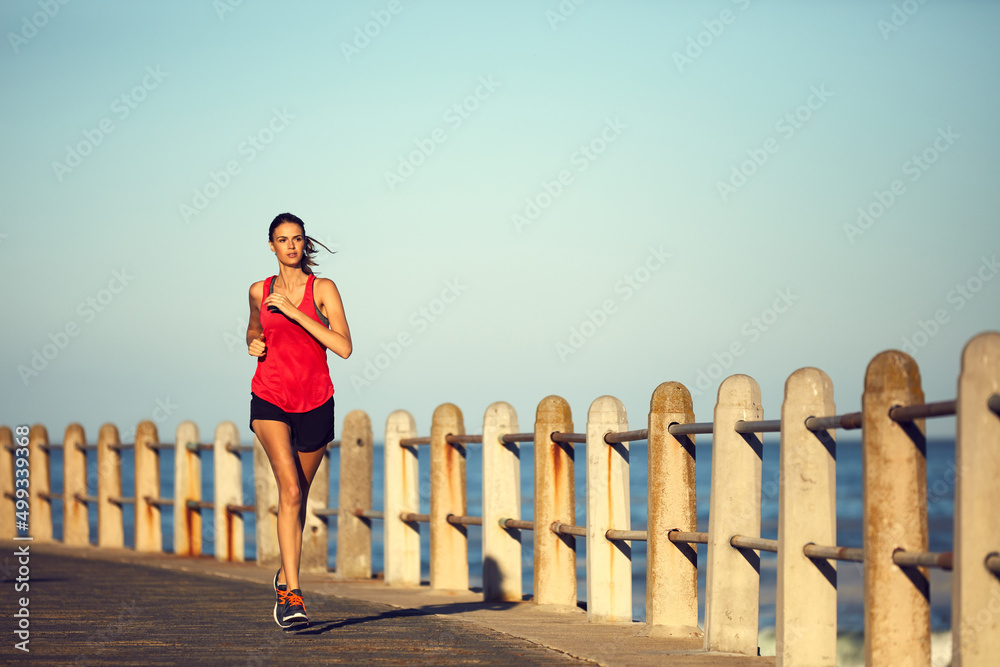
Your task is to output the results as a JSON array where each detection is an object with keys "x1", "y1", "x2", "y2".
[{"x1": 0, "y1": 540, "x2": 774, "y2": 666}]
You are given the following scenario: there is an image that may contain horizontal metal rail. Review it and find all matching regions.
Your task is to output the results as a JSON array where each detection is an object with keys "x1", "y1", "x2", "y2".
[
  {"x1": 226, "y1": 503, "x2": 256, "y2": 514},
  {"x1": 735, "y1": 419, "x2": 782, "y2": 434},
  {"x1": 38, "y1": 491, "x2": 63, "y2": 501},
  {"x1": 184, "y1": 500, "x2": 213, "y2": 510},
  {"x1": 313, "y1": 507, "x2": 338, "y2": 517},
  {"x1": 400, "y1": 512, "x2": 430, "y2": 523},
  {"x1": 667, "y1": 422, "x2": 714, "y2": 436},
  {"x1": 893, "y1": 549, "x2": 953, "y2": 570},
  {"x1": 805, "y1": 412, "x2": 863, "y2": 431},
  {"x1": 500, "y1": 433, "x2": 535, "y2": 444},
  {"x1": 447, "y1": 514, "x2": 483, "y2": 526},
  {"x1": 445, "y1": 434, "x2": 483, "y2": 445},
  {"x1": 110, "y1": 443, "x2": 136, "y2": 451},
  {"x1": 551, "y1": 521, "x2": 586, "y2": 537},
  {"x1": 890, "y1": 400, "x2": 957, "y2": 422},
  {"x1": 399, "y1": 436, "x2": 431, "y2": 447},
  {"x1": 606, "y1": 529, "x2": 647, "y2": 541},
  {"x1": 145, "y1": 496, "x2": 174, "y2": 507},
  {"x1": 499, "y1": 517, "x2": 535, "y2": 531},
  {"x1": 669, "y1": 530, "x2": 708, "y2": 545},
  {"x1": 328, "y1": 440, "x2": 341, "y2": 449},
  {"x1": 109, "y1": 496, "x2": 136, "y2": 505},
  {"x1": 40, "y1": 443, "x2": 63, "y2": 451},
  {"x1": 803, "y1": 543, "x2": 864, "y2": 562},
  {"x1": 604, "y1": 429, "x2": 648, "y2": 444},
  {"x1": 731, "y1": 535, "x2": 779, "y2": 553},
  {"x1": 147, "y1": 442, "x2": 175, "y2": 451},
  {"x1": 990, "y1": 393, "x2": 1000, "y2": 416},
  {"x1": 234, "y1": 445, "x2": 255, "y2": 453},
  {"x1": 74, "y1": 493, "x2": 98, "y2": 504},
  {"x1": 551, "y1": 431, "x2": 586, "y2": 444},
  {"x1": 355, "y1": 509, "x2": 384, "y2": 520},
  {"x1": 986, "y1": 553, "x2": 1000, "y2": 574}
]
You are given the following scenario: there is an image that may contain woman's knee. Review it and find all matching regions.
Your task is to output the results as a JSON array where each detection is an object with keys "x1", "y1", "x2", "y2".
[{"x1": 276, "y1": 480, "x2": 303, "y2": 509}]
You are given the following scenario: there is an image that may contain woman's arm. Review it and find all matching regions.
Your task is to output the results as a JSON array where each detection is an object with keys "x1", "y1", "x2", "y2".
[
  {"x1": 262, "y1": 277, "x2": 352, "y2": 359},
  {"x1": 247, "y1": 281, "x2": 267, "y2": 357}
]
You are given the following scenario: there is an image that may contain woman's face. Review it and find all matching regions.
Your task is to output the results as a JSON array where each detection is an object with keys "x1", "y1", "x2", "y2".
[{"x1": 269, "y1": 222, "x2": 305, "y2": 266}]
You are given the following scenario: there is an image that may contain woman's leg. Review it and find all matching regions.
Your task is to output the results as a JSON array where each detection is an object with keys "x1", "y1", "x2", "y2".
[
  {"x1": 252, "y1": 419, "x2": 306, "y2": 593},
  {"x1": 283, "y1": 447, "x2": 327, "y2": 590}
]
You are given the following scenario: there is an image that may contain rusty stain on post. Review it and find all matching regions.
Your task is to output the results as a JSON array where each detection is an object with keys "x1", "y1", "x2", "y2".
[
  {"x1": 534, "y1": 396, "x2": 577, "y2": 608},
  {"x1": 174, "y1": 421, "x2": 201, "y2": 557},
  {"x1": 430, "y1": 403, "x2": 467, "y2": 591},
  {"x1": 862, "y1": 350, "x2": 930, "y2": 666},
  {"x1": 644, "y1": 381, "x2": 701, "y2": 639},
  {"x1": 97, "y1": 424, "x2": 123, "y2": 548},
  {"x1": 62, "y1": 423, "x2": 89, "y2": 546},
  {"x1": 134, "y1": 420, "x2": 162, "y2": 552},
  {"x1": 213, "y1": 421, "x2": 243, "y2": 563}
]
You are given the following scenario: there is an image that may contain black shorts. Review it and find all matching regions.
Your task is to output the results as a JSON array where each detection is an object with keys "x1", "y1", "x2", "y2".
[{"x1": 249, "y1": 393, "x2": 336, "y2": 453}]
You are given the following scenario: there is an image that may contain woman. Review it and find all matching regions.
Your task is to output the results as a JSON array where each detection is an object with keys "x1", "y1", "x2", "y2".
[{"x1": 246, "y1": 213, "x2": 352, "y2": 628}]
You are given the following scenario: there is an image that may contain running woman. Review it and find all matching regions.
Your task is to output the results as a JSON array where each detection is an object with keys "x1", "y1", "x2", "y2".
[{"x1": 246, "y1": 213, "x2": 352, "y2": 628}]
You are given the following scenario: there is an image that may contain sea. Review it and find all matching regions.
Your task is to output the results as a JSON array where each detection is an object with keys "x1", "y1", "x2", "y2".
[{"x1": 47, "y1": 435, "x2": 957, "y2": 665}]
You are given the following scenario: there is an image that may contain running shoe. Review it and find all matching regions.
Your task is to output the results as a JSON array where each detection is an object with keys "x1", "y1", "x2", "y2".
[
  {"x1": 282, "y1": 589, "x2": 309, "y2": 626},
  {"x1": 273, "y1": 569, "x2": 291, "y2": 628}
]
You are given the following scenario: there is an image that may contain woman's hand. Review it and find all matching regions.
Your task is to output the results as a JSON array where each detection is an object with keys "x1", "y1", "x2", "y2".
[
  {"x1": 248, "y1": 335, "x2": 267, "y2": 357},
  {"x1": 262, "y1": 293, "x2": 302, "y2": 321}
]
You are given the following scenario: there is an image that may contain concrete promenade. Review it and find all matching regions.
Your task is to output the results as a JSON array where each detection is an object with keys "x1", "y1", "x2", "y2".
[{"x1": 1, "y1": 540, "x2": 774, "y2": 666}]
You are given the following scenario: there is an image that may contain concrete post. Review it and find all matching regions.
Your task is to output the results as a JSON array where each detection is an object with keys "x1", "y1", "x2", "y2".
[
  {"x1": 301, "y1": 441, "x2": 330, "y2": 575},
  {"x1": 28, "y1": 424, "x2": 52, "y2": 542},
  {"x1": 586, "y1": 395, "x2": 631, "y2": 623},
  {"x1": 384, "y1": 410, "x2": 419, "y2": 587},
  {"x1": 705, "y1": 374, "x2": 763, "y2": 655},
  {"x1": 97, "y1": 424, "x2": 123, "y2": 548},
  {"x1": 430, "y1": 403, "x2": 468, "y2": 591},
  {"x1": 645, "y1": 381, "x2": 700, "y2": 638},
  {"x1": 482, "y1": 401, "x2": 521, "y2": 602},
  {"x1": 337, "y1": 410, "x2": 373, "y2": 579},
  {"x1": 212, "y1": 421, "x2": 243, "y2": 563},
  {"x1": 0, "y1": 426, "x2": 13, "y2": 538},
  {"x1": 253, "y1": 433, "x2": 279, "y2": 569},
  {"x1": 173, "y1": 421, "x2": 201, "y2": 557},
  {"x1": 62, "y1": 423, "x2": 89, "y2": 546},
  {"x1": 862, "y1": 350, "x2": 930, "y2": 666},
  {"x1": 134, "y1": 420, "x2": 162, "y2": 552},
  {"x1": 953, "y1": 331, "x2": 1000, "y2": 666},
  {"x1": 777, "y1": 368, "x2": 837, "y2": 666},
  {"x1": 533, "y1": 395, "x2": 577, "y2": 608}
]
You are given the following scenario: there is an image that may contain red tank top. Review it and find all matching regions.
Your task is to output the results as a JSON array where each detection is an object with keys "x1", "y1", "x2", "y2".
[{"x1": 251, "y1": 274, "x2": 334, "y2": 412}]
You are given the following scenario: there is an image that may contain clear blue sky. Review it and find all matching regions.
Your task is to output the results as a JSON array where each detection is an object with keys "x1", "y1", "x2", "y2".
[{"x1": 2, "y1": 0, "x2": 998, "y2": 444}]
